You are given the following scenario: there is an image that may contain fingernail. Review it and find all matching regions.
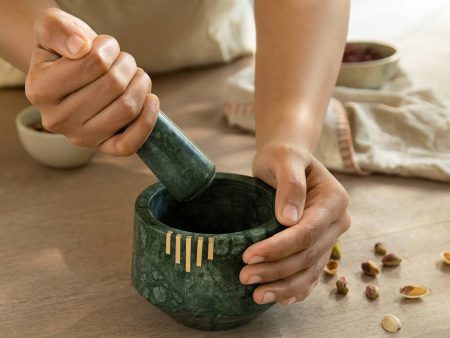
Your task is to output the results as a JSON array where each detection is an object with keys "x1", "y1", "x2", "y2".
[
  {"x1": 262, "y1": 292, "x2": 276, "y2": 304},
  {"x1": 247, "y1": 275, "x2": 262, "y2": 284},
  {"x1": 247, "y1": 256, "x2": 264, "y2": 265},
  {"x1": 282, "y1": 204, "x2": 299, "y2": 223},
  {"x1": 285, "y1": 297, "x2": 296, "y2": 305},
  {"x1": 67, "y1": 35, "x2": 86, "y2": 55}
]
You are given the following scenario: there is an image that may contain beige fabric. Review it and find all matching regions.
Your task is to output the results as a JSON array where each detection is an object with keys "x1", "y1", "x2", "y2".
[
  {"x1": 0, "y1": 60, "x2": 26, "y2": 87},
  {"x1": 224, "y1": 65, "x2": 450, "y2": 182},
  {"x1": 0, "y1": 0, "x2": 255, "y2": 86}
]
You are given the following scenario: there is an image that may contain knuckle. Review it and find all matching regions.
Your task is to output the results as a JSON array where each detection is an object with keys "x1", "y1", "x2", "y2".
[
  {"x1": 25, "y1": 85, "x2": 44, "y2": 104},
  {"x1": 68, "y1": 136, "x2": 83, "y2": 147},
  {"x1": 338, "y1": 186, "x2": 350, "y2": 210},
  {"x1": 143, "y1": 70, "x2": 152, "y2": 88},
  {"x1": 341, "y1": 211, "x2": 352, "y2": 232},
  {"x1": 41, "y1": 116, "x2": 60, "y2": 132},
  {"x1": 25, "y1": 74, "x2": 49, "y2": 104},
  {"x1": 115, "y1": 140, "x2": 135, "y2": 156},
  {"x1": 294, "y1": 226, "x2": 312, "y2": 250},
  {"x1": 121, "y1": 52, "x2": 135, "y2": 65},
  {"x1": 143, "y1": 111, "x2": 157, "y2": 130},
  {"x1": 284, "y1": 279, "x2": 298, "y2": 298},
  {"x1": 137, "y1": 68, "x2": 152, "y2": 89},
  {"x1": 106, "y1": 68, "x2": 128, "y2": 95},
  {"x1": 100, "y1": 35, "x2": 120, "y2": 54},
  {"x1": 331, "y1": 185, "x2": 350, "y2": 211},
  {"x1": 37, "y1": 8, "x2": 63, "y2": 31},
  {"x1": 271, "y1": 144, "x2": 306, "y2": 162},
  {"x1": 267, "y1": 265, "x2": 284, "y2": 282},
  {"x1": 310, "y1": 264, "x2": 322, "y2": 283},
  {"x1": 86, "y1": 49, "x2": 110, "y2": 75},
  {"x1": 283, "y1": 172, "x2": 303, "y2": 188},
  {"x1": 68, "y1": 135, "x2": 92, "y2": 148},
  {"x1": 304, "y1": 246, "x2": 319, "y2": 267},
  {"x1": 119, "y1": 94, "x2": 138, "y2": 120},
  {"x1": 136, "y1": 67, "x2": 146, "y2": 78},
  {"x1": 273, "y1": 145, "x2": 294, "y2": 160}
]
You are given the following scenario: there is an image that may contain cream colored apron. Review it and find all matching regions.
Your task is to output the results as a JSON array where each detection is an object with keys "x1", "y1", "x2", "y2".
[{"x1": 0, "y1": 0, "x2": 255, "y2": 86}]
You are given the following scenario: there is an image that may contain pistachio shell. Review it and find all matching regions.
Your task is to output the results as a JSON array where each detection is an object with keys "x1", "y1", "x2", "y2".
[
  {"x1": 441, "y1": 251, "x2": 450, "y2": 265},
  {"x1": 361, "y1": 260, "x2": 380, "y2": 276},
  {"x1": 323, "y1": 260, "x2": 339, "y2": 275},
  {"x1": 374, "y1": 242, "x2": 387, "y2": 256},
  {"x1": 331, "y1": 241, "x2": 341, "y2": 260},
  {"x1": 382, "y1": 253, "x2": 402, "y2": 267},
  {"x1": 400, "y1": 285, "x2": 429, "y2": 298},
  {"x1": 381, "y1": 314, "x2": 401, "y2": 333},
  {"x1": 336, "y1": 276, "x2": 349, "y2": 295},
  {"x1": 365, "y1": 283, "x2": 379, "y2": 300}
]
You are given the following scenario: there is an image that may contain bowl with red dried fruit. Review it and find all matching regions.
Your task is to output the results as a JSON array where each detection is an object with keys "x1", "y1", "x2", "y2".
[
  {"x1": 15, "y1": 105, "x2": 95, "y2": 168},
  {"x1": 337, "y1": 41, "x2": 399, "y2": 89}
]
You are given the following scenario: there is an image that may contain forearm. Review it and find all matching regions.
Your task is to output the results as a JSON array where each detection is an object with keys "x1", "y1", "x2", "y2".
[
  {"x1": 0, "y1": 0, "x2": 58, "y2": 72},
  {"x1": 254, "y1": 0, "x2": 350, "y2": 151}
]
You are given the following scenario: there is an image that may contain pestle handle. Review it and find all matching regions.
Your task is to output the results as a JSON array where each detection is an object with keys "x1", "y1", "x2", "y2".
[{"x1": 137, "y1": 111, "x2": 216, "y2": 201}]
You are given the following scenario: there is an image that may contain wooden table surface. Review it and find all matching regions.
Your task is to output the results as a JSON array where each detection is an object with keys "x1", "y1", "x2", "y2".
[{"x1": 1, "y1": 56, "x2": 449, "y2": 338}]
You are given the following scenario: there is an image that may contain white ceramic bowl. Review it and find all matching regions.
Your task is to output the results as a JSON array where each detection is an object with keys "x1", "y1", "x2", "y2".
[
  {"x1": 15, "y1": 106, "x2": 95, "y2": 168},
  {"x1": 337, "y1": 41, "x2": 400, "y2": 89}
]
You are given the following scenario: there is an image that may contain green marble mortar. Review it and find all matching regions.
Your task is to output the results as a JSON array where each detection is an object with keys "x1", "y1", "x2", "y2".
[{"x1": 132, "y1": 173, "x2": 283, "y2": 330}]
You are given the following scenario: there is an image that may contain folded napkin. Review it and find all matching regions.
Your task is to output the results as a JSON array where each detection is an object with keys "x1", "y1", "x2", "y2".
[
  {"x1": 0, "y1": 58, "x2": 26, "y2": 87},
  {"x1": 224, "y1": 65, "x2": 450, "y2": 182}
]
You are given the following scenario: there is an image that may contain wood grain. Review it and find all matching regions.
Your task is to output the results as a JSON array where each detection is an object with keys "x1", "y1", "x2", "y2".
[{"x1": 1, "y1": 2, "x2": 450, "y2": 336}]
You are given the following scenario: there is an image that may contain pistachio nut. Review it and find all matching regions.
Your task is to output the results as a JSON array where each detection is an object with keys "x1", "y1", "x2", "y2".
[
  {"x1": 382, "y1": 253, "x2": 402, "y2": 267},
  {"x1": 361, "y1": 260, "x2": 380, "y2": 276},
  {"x1": 441, "y1": 251, "x2": 450, "y2": 265},
  {"x1": 330, "y1": 241, "x2": 341, "y2": 260},
  {"x1": 381, "y1": 314, "x2": 401, "y2": 333},
  {"x1": 336, "y1": 276, "x2": 349, "y2": 295},
  {"x1": 374, "y1": 242, "x2": 387, "y2": 256},
  {"x1": 365, "y1": 283, "x2": 379, "y2": 300},
  {"x1": 400, "y1": 285, "x2": 429, "y2": 298},
  {"x1": 323, "y1": 260, "x2": 339, "y2": 275}
]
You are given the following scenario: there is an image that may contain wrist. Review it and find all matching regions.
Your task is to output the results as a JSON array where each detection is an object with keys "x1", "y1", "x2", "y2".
[{"x1": 255, "y1": 110, "x2": 323, "y2": 153}]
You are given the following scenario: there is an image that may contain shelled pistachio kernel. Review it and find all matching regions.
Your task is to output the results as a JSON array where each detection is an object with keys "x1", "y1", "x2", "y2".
[
  {"x1": 336, "y1": 276, "x2": 349, "y2": 295},
  {"x1": 381, "y1": 314, "x2": 401, "y2": 333},
  {"x1": 400, "y1": 285, "x2": 429, "y2": 298},
  {"x1": 382, "y1": 253, "x2": 402, "y2": 267},
  {"x1": 441, "y1": 251, "x2": 450, "y2": 265},
  {"x1": 361, "y1": 260, "x2": 380, "y2": 276},
  {"x1": 323, "y1": 260, "x2": 339, "y2": 275},
  {"x1": 330, "y1": 241, "x2": 341, "y2": 260},
  {"x1": 365, "y1": 284, "x2": 379, "y2": 300},
  {"x1": 374, "y1": 242, "x2": 387, "y2": 255}
]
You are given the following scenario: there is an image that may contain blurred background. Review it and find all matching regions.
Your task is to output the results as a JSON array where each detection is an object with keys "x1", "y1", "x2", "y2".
[{"x1": 348, "y1": 0, "x2": 449, "y2": 106}]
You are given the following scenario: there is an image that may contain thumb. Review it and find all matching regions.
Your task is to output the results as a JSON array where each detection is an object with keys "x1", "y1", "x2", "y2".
[
  {"x1": 274, "y1": 161, "x2": 307, "y2": 226},
  {"x1": 34, "y1": 8, "x2": 97, "y2": 60}
]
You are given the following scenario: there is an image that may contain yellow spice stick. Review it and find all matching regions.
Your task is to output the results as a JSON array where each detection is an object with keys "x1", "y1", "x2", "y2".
[
  {"x1": 196, "y1": 237, "x2": 204, "y2": 267},
  {"x1": 165, "y1": 231, "x2": 173, "y2": 255},
  {"x1": 207, "y1": 237, "x2": 214, "y2": 260},
  {"x1": 175, "y1": 234, "x2": 181, "y2": 264},
  {"x1": 186, "y1": 236, "x2": 192, "y2": 272}
]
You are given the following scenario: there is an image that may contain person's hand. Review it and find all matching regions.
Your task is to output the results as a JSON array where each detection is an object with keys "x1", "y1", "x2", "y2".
[
  {"x1": 25, "y1": 8, "x2": 159, "y2": 156},
  {"x1": 240, "y1": 142, "x2": 350, "y2": 305}
]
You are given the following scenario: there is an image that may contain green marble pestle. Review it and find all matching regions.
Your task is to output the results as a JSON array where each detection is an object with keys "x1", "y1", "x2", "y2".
[{"x1": 137, "y1": 111, "x2": 216, "y2": 201}]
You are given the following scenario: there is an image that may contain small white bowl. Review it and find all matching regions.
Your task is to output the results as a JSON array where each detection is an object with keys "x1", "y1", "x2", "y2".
[
  {"x1": 337, "y1": 41, "x2": 400, "y2": 89},
  {"x1": 15, "y1": 106, "x2": 95, "y2": 168}
]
